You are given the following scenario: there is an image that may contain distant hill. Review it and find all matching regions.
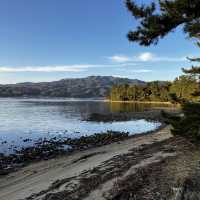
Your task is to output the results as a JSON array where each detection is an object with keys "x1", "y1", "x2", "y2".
[{"x1": 0, "y1": 76, "x2": 146, "y2": 98}]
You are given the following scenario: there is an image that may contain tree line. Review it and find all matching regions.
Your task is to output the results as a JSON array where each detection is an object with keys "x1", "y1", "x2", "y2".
[{"x1": 110, "y1": 75, "x2": 199, "y2": 103}]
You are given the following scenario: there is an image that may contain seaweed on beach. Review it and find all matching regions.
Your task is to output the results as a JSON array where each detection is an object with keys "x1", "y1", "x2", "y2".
[{"x1": 0, "y1": 130, "x2": 130, "y2": 176}]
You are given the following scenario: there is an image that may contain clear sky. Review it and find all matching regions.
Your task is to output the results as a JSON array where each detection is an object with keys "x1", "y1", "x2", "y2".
[{"x1": 0, "y1": 0, "x2": 198, "y2": 84}]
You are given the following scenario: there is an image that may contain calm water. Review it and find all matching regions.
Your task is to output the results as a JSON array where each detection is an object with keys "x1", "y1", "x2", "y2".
[{"x1": 0, "y1": 98, "x2": 165, "y2": 154}]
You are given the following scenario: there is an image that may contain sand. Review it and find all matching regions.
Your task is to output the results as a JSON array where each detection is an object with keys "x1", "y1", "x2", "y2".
[{"x1": 0, "y1": 126, "x2": 172, "y2": 200}]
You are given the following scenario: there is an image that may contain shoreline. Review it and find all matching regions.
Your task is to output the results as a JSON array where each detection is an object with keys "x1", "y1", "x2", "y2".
[
  {"x1": 0, "y1": 123, "x2": 164, "y2": 176},
  {"x1": 106, "y1": 99, "x2": 174, "y2": 104},
  {"x1": 0, "y1": 105, "x2": 179, "y2": 179},
  {"x1": 0, "y1": 125, "x2": 173, "y2": 200},
  {"x1": 0, "y1": 125, "x2": 199, "y2": 200},
  {"x1": 0, "y1": 102, "x2": 184, "y2": 200},
  {"x1": 0, "y1": 97, "x2": 173, "y2": 105},
  {"x1": 0, "y1": 107, "x2": 177, "y2": 177}
]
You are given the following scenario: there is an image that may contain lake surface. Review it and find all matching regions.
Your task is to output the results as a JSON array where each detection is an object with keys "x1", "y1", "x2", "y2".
[{"x1": 0, "y1": 98, "x2": 165, "y2": 154}]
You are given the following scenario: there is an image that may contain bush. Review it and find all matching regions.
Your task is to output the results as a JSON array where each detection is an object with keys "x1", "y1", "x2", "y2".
[{"x1": 164, "y1": 102, "x2": 200, "y2": 139}]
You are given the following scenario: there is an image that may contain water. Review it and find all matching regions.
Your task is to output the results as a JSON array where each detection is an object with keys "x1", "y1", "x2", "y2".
[{"x1": 0, "y1": 98, "x2": 164, "y2": 154}]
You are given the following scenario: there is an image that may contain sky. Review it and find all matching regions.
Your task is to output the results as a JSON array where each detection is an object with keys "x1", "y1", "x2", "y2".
[{"x1": 0, "y1": 0, "x2": 199, "y2": 84}]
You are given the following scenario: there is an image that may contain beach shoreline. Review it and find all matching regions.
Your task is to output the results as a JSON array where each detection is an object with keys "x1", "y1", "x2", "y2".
[
  {"x1": 0, "y1": 126, "x2": 172, "y2": 200},
  {"x1": 1, "y1": 124, "x2": 199, "y2": 200}
]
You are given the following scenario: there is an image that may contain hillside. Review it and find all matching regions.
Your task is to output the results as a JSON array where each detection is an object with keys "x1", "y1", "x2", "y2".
[{"x1": 0, "y1": 76, "x2": 146, "y2": 98}]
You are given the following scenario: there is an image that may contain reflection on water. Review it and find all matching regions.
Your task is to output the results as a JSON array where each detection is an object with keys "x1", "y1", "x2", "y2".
[
  {"x1": 0, "y1": 98, "x2": 165, "y2": 154},
  {"x1": 109, "y1": 102, "x2": 172, "y2": 113}
]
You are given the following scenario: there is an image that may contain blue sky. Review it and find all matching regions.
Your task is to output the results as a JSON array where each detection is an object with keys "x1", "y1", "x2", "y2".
[{"x1": 0, "y1": 0, "x2": 198, "y2": 84}]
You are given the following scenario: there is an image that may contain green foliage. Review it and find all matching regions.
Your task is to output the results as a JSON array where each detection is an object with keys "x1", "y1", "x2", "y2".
[
  {"x1": 168, "y1": 93, "x2": 181, "y2": 104},
  {"x1": 110, "y1": 81, "x2": 171, "y2": 102},
  {"x1": 164, "y1": 102, "x2": 200, "y2": 139},
  {"x1": 170, "y1": 75, "x2": 199, "y2": 101},
  {"x1": 111, "y1": 76, "x2": 198, "y2": 102},
  {"x1": 126, "y1": 0, "x2": 200, "y2": 46}
]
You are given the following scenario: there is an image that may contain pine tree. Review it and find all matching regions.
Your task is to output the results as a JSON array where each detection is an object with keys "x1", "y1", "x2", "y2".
[{"x1": 126, "y1": 0, "x2": 200, "y2": 139}]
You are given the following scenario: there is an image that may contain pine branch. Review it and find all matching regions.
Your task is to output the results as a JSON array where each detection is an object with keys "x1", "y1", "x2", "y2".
[
  {"x1": 126, "y1": 0, "x2": 200, "y2": 46},
  {"x1": 187, "y1": 57, "x2": 200, "y2": 62},
  {"x1": 182, "y1": 66, "x2": 200, "y2": 74}
]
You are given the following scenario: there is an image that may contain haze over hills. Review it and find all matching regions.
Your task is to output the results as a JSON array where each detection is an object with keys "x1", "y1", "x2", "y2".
[{"x1": 0, "y1": 76, "x2": 146, "y2": 98}]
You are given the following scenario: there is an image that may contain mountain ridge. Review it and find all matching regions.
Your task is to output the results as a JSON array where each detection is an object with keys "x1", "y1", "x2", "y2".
[{"x1": 0, "y1": 76, "x2": 146, "y2": 97}]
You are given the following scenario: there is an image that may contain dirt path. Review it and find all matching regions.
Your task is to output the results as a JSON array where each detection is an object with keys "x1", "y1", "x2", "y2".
[{"x1": 0, "y1": 127, "x2": 172, "y2": 200}]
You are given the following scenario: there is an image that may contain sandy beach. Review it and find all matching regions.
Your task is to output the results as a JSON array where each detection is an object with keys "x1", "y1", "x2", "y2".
[
  {"x1": 0, "y1": 126, "x2": 172, "y2": 200},
  {"x1": 1, "y1": 125, "x2": 200, "y2": 200}
]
